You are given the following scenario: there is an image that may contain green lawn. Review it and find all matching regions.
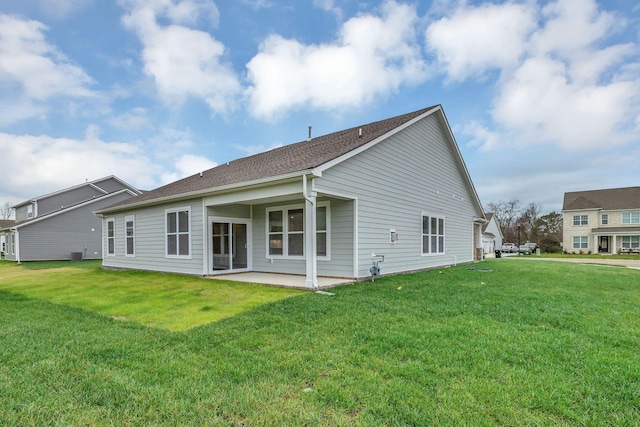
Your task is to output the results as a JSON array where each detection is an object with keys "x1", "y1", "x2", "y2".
[
  {"x1": 0, "y1": 260, "x2": 303, "y2": 330},
  {"x1": 1, "y1": 259, "x2": 639, "y2": 425}
]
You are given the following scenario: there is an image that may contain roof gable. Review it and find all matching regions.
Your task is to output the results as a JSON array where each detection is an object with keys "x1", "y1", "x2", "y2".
[
  {"x1": 13, "y1": 175, "x2": 141, "y2": 208},
  {"x1": 102, "y1": 106, "x2": 440, "y2": 211},
  {"x1": 563, "y1": 187, "x2": 640, "y2": 211}
]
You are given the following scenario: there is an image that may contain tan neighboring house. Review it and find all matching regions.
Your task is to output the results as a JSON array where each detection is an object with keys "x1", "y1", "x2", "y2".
[{"x1": 562, "y1": 186, "x2": 640, "y2": 254}]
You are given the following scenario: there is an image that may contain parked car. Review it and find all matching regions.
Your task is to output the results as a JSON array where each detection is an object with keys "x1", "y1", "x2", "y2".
[
  {"x1": 501, "y1": 243, "x2": 516, "y2": 253},
  {"x1": 519, "y1": 242, "x2": 538, "y2": 254}
]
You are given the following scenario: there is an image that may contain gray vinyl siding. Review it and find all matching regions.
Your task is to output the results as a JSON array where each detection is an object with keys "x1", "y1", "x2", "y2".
[
  {"x1": 250, "y1": 197, "x2": 354, "y2": 277},
  {"x1": 207, "y1": 204, "x2": 251, "y2": 219},
  {"x1": 92, "y1": 177, "x2": 130, "y2": 193},
  {"x1": 36, "y1": 186, "x2": 105, "y2": 216},
  {"x1": 14, "y1": 192, "x2": 134, "y2": 261},
  {"x1": 316, "y1": 113, "x2": 479, "y2": 278},
  {"x1": 103, "y1": 198, "x2": 204, "y2": 275}
]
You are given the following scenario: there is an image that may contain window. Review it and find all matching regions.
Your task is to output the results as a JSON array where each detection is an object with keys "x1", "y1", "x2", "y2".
[
  {"x1": 125, "y1": 215, "x2": 135, "y2": 256},
  {"x1": 621, "y1": 236, "x2": 640, "y2": 249},
  {"x1": 601, "y1": 214, "x2": 608, "y2": 225},
  {"x1": 107, "y1": 219, "x2": 115, "y2": 255},
  {"x1": 573, "y1": 215, "x2": 588, "y2": 226},
  {"x1": 572, "y1": 236, "x2": 588, "y2": 249},
  {"x1": 622, "y1": 212, "x2": 640, "y2": 224},
  {"x1": 316, "y1": 206, "x2": 328, "y2": 256},
  {"x1": 422, "y1": 214, "x2": 445, "y2": 255},
  {"x1": 166, "y1": 208, "x2": 190, "y2": 257},
  {"x1": 267, "y1": 203, "x2": 330, "y2": 258},
  {"x1": 27, "y1": 204, "x2": 33, "y2": 219}
]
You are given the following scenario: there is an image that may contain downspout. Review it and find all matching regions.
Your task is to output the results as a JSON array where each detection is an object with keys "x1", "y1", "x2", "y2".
[{"x1": 302, "y1": 174, "x2": 318, "y2": 289}]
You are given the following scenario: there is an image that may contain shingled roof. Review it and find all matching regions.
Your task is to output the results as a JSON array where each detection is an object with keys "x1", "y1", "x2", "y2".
[
  {"x1": 563, "y1": 186, "x2": 640, "y2": 211},
  {"x1": 101, "y1": 105, "x2": 439, "y2": 211}
]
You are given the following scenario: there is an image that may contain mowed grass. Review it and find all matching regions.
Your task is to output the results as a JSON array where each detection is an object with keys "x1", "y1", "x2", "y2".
[
  {"x1": 0, "y1": 260, "x2": 303, "y2": 330},
  {"x1": 1, "y1": 259, "x2": 639, "y2": 425}
]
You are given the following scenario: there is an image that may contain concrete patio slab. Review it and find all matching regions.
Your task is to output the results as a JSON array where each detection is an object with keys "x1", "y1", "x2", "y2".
[{"x1": 208, "y1": 272, "x2": 354, "y2": 289}]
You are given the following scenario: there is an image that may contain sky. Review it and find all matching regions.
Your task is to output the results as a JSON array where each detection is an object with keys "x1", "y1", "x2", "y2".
[{"x1": 1, "y1": 0, "x2": 639, "y2": 216}]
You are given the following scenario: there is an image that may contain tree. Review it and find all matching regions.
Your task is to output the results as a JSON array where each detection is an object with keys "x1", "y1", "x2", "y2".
[
  {"x1": 535, "y1": 211, "x2": 563, "y2": 252},
  {"x1": 517, "y1": 202, "x2": 542, "y2": 242},
  {"x1": 0, "y1": 201, "x2": 13, "y2": 219},
  {"x1": 486, "y1": 199, "x2": 522, "y2": 243}
]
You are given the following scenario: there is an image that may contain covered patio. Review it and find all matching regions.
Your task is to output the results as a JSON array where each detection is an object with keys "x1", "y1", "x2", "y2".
[{"x1": 208, "y1": 272, "x2": 354, "y2": 289}]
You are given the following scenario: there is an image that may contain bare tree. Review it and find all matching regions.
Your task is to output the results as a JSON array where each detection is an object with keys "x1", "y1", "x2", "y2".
[
  {"x1": 518, "y1": 202, "x2": 542, "y2": 242},
  {"x1": 0, "y1": 201, "x2": 13, "y2": 219},
  {"x1": 486, "y1": 199, "x2": 522, "y2": 243}
]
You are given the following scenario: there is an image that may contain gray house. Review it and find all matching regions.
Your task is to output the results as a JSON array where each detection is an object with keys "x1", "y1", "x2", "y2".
[
  {"x1": 1, "y1": 176, "x2": 141, "y2": 262},
  {"x1": 96, "y1": 105, "x2": 486, "y2": 287}
]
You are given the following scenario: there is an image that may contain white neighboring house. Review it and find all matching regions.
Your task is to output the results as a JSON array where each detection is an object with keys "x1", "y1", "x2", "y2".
[
  {"x1": 96, "y1": 105, "x2": 487, "y2": 287},
  {"x1": 0, "y1": 220, "x2": 15, "y2": 258},
  {"x1": 562, "y1": 186, "x2": 640, "y2": 254},
  {"x1": 481, "y1": 213, "x2": 503, "y2": 254}
]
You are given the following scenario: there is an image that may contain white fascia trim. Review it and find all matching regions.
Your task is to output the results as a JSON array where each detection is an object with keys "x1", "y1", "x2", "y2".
[{"x1": 97, "y1": 170, "x2": 312, "y2": 214}]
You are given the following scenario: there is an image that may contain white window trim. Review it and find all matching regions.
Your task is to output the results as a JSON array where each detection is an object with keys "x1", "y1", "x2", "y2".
[
  {"x1": 265, "y1": 201, "x2": 331, "y2": 260},
  {"x1": 106, "y1": 218, "x2": 116, "y2": 256},
  {"x1": 421, "y1": 212, "x2": 445, "y2": 256},
  {"x1": 572, "y1": 236, "x2": 588, "y2": 249},
  {"x1": 621, "y1": 235, "x2": 640, "y2": 249},
  {"x1": 601, "y1": 213, "x2": 608, "y2": 225},
  {"x1": 125, "y1": 215, "x2": 135, "y2": 257},
  {"x1": 621, "y1": 212, "x2": 640, "y2": 225},
  {"x1": 165, "y1": 206, "x2": 192, "y2": 259},
  {"x1": 573, "y1": 214, "x2": 588, "y2": 226}
]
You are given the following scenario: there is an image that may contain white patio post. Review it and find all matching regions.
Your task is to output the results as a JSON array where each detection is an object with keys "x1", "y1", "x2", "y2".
[
  {"x1": 303, "y1": 176, "x2": 318, "y2": 288},
  {"x1": 612, "y1": 235, "x2": 617, "y2": 254},
  {"x1": 593, "y1": 235, "x2": 599, "y2": 253}
]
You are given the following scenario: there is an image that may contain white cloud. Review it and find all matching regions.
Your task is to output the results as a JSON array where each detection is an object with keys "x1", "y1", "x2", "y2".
[
  {"x1": 120, "y1": 0, "x2": 240, "y2": 114},
  {"x1": 38, "y1": 0, "x2": 91, "y2": 20},
  {"x1": 426, "y1": 2, "x2": 536, "y2": 81},
  {"x1": 427, "y1": 0, "x2": 640, "y2": 151},
  {"x1": 160, "y1": 154, "x2": 217, "y2": 184},
  {"x1": 0, "y1": 132, "x2": 163, "y2": 197},
  {"x1": 109, "y1": 107, "x2": 152, "y2": 130},
  {"x1": 0, "y1": 14, "x2": 94, "y2": 101},
  {"x1": 246, "y1": 0, "x2": 427, "y2": 120}
]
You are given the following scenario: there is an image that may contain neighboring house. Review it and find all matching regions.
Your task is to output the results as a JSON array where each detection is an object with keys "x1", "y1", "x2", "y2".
[
  {"x1": 96, "y1": 105, "x2": 487, "y2": 288},
  {"x1": 1, "y1": 176, "x2": 141, "y2": 262},
  {"x1": 0, "y1": 219, "x2": 15, "y2": 258},
  {"x1": 562, "y1": 186, "x2": 640, "y2": 254},
  {"x1": 481, "y1": 213, "x2": 503, "y2": 254}
]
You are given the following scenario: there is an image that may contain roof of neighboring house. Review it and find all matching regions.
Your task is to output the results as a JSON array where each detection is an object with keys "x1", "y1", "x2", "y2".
[
  {"x1": 12, "y1": 175, "x2": 141, "y2": 208},
  {"x1": 10, "y1": 189, "x2": 138, "y2": 229},
  {"x1": 563, "y1": 186, "x2": 640, "y2": 211},
  {"x1": 0, "y1": 220, "x2": 15, "y2": 230},
  {"x1": 482, "y1": 213, "x2": 494, "y2": 233},
  {"x1": 100, "y1": 105, "x2": 445, "y2": 212}
]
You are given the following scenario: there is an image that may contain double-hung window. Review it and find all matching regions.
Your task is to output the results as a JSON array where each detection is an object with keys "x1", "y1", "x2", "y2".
[
  {"x1": 573, "y1": 236, "x2": 588, "y2": 249},
  {"x1": 125, "y1": 215, "x2": 135, "y2": 256},
  {"x1": 622, "y1": 212, "x2": 640, "y2": 224},
  {"x1": 166, "y1": 207, "x2": 190, "y2": 257},
  {"x1": 601, "y1": 214, "x2": 608, "y2": 225},
  {"x1": 621, "y1": 236, "x2": 640, "y2": 249},
  {"x1": 267, "y1": 203, "x2": 330, "y2": 258},
  {"x1": 422, "y1": 214, "x2": 445, "y2": 255},
  {"x1": 573, "y1": 215, "x2": 588, "y2": 226},
  {"x1": 107, "y1": 219, "x2": 115, "y2": 255}
]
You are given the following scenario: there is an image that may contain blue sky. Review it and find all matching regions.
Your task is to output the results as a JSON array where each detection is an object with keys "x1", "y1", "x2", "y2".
[{"x1": 1, "y1": 0, "x2": 638, "y2": 214}]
